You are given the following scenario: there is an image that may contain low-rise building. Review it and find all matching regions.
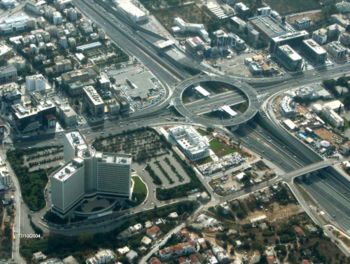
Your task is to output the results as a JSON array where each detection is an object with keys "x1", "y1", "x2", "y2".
[
  {"x1": 294, "y1": 17, "x2": 312, "y2": 30},
  {"x1": 0, "y1": 65, "x2": 17, "y2": 84},
  {"x1": 159, "y1": 241, "x2": 196, "y2": 260},
  {"x1": 322, "y1": 107, "x2": 344, "y2": 128},
  {"x1": 312, "y1": 28, "x2": 327, "y2": 45},
  {"x1": 86, "y1": 249, "x2": 115, "y2": 264},
  {"x1": 327, "y1": 41, "x2": 347, "y2": 59},
  {"x1": 169, "y1": 126, "x2": 210, "y2": 161},
  {"x1": 280, "y1": 96, "x2": 295, "y2": 117}
]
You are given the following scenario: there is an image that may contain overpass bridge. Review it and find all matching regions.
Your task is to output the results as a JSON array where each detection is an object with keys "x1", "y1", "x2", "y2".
[
  {"x1": 187, "y1": 90, "x2": 247, "y2": 115},
  {"x1": 172, "y1": 75, "x2": 260, "y2": 127},
  {"x1": 282, "y1": 159, "x2": 339, "y2": 182}
]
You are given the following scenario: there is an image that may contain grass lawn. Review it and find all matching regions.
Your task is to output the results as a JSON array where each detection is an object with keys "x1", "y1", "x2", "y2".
[
  {"x1": 197, "y1": 128, "x2": 211, "y2": 136},
  {"x1": 132, "y1": 176, "x2": 147, "y2": 202},
  {"x1": 209, "y1": 138, "x2": 236, "y2": 158},
  {"x1": 195, "y1": 155, "x2": 213, "y2": 165}
]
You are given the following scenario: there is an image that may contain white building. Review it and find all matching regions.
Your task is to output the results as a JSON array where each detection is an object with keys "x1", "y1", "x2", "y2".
[
  {"x1": 312, "y1": 28, "x2": 327, "y2": 45},
  {"x1": 63, "y1": 131, "x2": 89, "y2": 162},
  {"x1": 327, "y1": 41, "x2": 347, "y2": 59},
  {"x1": 86, "y1": 249, "x2": 115, "y2": 264},
  {"x1": 51, "y1": 158, "x2": 85, "y2": 216},
  {"x1": 0, "y1": 158, "x2": 10, "y2": 186},
  {"x1": 25, "y1": 74, "x2": 47, "y2": 93},
  {"x1": 280, "y1": 96, "x2": 295, "y2": 116},
  {"x1": 52, "y1": 131, "x2": 132, "y2": 218},
  {"x1": 322, "y1": 107, "x2": 344, "y2": 128},
  {"x1": 0, "y1": 14, "x2": 32, "y2": 34},
  {"x1": 173, "y1": 17, "x2": 210, "y2": 42},
  {"x1": 169, "y1": 126, "x2": 210, "y2": 161},
  {"x1": 115, "y1": 0, "x2": 148, "y2": 23}
]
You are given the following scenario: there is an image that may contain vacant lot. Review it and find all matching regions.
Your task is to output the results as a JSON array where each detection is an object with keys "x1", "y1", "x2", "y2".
[
  {"x1": 149, "y1": 3, "x2": 213, "y2": 31},
  {"x1": 209, "y1": 138, "x2": 237, "y2": 158},
  {"x1": 265, "y1": 0, "x2": 320, "y2": 14}
]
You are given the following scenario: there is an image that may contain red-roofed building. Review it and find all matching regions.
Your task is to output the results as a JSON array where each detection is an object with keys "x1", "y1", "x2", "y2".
[
  {"x1": 159, "y1": 241, "x2": 196, "y2": 260},
  {"x1": 149, "y1": 257, "x2": 162, "y2": 264},
  {"x1": 189, "y1": 253, "x2": 201, "y2": 264},
  {"x1": 146, "y1": 225, "x2": 161, "y2": 240},
  {"x1": 294, "y1": 226, "x2": 305, "y2": 236},
  {"x1": 266, "y1": 255, "x2": 277, "y2": 264}
]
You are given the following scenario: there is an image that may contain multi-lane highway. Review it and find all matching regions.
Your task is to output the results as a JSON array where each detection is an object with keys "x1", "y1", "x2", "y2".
[
  {"x1": 298, "y1": 167, "x2": 350, "y2": 233},
  {"x1": 7, "y1": 0, "x2": 350, "y2": 254}
]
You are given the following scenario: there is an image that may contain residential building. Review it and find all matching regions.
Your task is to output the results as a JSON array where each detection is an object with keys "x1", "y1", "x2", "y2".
[
  {"x1": 86, "y1": 249, "x2": 115, "y2": 264},
  {"x1": 327, "y1": 41, "x2": 347, "y2": 59},
  {"x1": 0, "y1": 65, "x2": 17, "y2": 84},
  {"x1": 294, "y1": 17, "x2": 312, "y2": 30},
  {"x1": 312, "y1": 28, "x2": 327, "y2": 45},
  {"x1": 25, "y1": 74, "x2": 47, "y2": 93},
  {"x1": 0, "y1": 82, "x2": 21, "y2": 104},
  {"x1": 159, "y1": 241, "x2": 196, "y2": 259}
]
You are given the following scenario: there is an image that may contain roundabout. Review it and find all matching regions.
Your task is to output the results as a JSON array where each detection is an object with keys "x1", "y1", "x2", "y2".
[{"x1": 172, "y1": 75, "x2": 260, "y2": 127}]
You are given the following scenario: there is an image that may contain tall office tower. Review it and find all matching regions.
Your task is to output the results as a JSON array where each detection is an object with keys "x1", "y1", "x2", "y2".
[
  {"x1": 51, "y1": 158, "x2": 85, "y2": 217},
  {"x1": 51, "y1": 131, "x2": 132, "y2": 218},
  {"x1": 95, "y1": 153, "x2": 132, "y2": 198},
  {"x1": 63, "y1": 131, "x2": 88, "y2": 163}
]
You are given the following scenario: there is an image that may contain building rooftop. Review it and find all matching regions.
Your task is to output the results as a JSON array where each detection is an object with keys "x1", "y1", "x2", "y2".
[
  {"x1": 97, "y1": 152, "x2": 132, "y2": 165},
  {"x1": 303, "y1": 39, "x2": 326, "y2": 55},
  {"x1": 83, "y1": 85, "x2": 104, "y2": 106},
  {"x1": 115, "y1": 0, "x2": 146, "y2": 19},
  {"x1": 278, "y1": 45, "x2": 302, "y2": 61},
  {"x1": 65, "y1": 131, "x2": 89, "y2": 158},
  {"x1": 12, "y1": 100, "x2": 55, "y2": 119},
  {"x1": 249, "y1": 15, "x2": 288, "y2": 39},
  {"x1": 53, "y1": 158, "x2": 84, "y2": 182},
  {"x1": 272, "y1": 30, "x2": 309, "y2": 43}
]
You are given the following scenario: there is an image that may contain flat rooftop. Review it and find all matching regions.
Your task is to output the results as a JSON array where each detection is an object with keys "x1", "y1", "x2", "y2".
[
  {"x1": 303, "y1": 39, "x2": 326, "y2": 55},
  {"x1": 53, "y1": 158, "x2": 84, "y2": 182},
  {"x1": 279, "y1": 44, "x2": 302, "y2": 61},
  {"x1": 65, "y1": 131, "x2": 88, "y2": 149},
  {"x1": 83, "y1": 85, "x2": 104, "y2": 106},
  {"x1": 96, "y1": 152, "x2": 132, "y2": 165},
  {"x1": 249, "y1": 15, "x2": 287, "y2": 38}
]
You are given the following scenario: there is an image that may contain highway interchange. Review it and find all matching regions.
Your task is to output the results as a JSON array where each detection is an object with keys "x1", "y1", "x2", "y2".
[{"x1": 7, "y1": 0, "x2": 350, "y2": 261}]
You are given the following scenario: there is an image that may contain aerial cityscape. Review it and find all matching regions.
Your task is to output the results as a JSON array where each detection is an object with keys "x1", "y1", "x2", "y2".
[{"x1": 1, "y1": 0, "x2": 350, "y2": 263}]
